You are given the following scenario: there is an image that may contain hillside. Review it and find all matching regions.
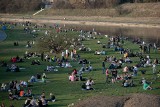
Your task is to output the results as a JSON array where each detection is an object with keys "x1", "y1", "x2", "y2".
[{"x1": 41, "y1": 3, "x2": 160, "y2": 17}]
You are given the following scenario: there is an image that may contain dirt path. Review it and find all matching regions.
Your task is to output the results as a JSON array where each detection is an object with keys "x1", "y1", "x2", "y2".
[
  {"x1": 1, "y1": 16, "x2": 160, "y2": 28},
  {"x1": 75, "y1": 94, "x2": 160, "y2": 107}
]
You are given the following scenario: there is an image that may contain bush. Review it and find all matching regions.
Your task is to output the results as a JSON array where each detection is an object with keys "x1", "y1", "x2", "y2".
[
  {"x1": 53, "y1": 0, "x2": 74, "y2": 9},
  {"x1": 0, "y1": 0, "x2": 42, "y2": 13}
]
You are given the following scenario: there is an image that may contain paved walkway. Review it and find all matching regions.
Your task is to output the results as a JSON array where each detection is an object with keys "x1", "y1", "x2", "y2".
[{"x1": 0, "y1": 30, "x2": 7, "y2": 41}]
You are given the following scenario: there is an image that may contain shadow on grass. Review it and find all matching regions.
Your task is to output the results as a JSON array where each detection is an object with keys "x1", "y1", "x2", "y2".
[{"x1": 48, "y1": 104, "x2": 66, "y2": 107}]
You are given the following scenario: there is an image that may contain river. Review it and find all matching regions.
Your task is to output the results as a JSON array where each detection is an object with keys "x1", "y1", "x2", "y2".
[{"x1": 64, "y1": 24, "x2": 160, "y2": 47}]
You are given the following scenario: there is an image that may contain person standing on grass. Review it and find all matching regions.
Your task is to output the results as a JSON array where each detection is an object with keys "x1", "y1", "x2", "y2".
[
  {"x1": 105, "y1": 69, "x2": 110, "y2": 83},
  {"x1": 70, "y1": 50, "x2": 73, "y2": 60},
  {"x1": 61, "y1": 51, "x2": 65, "y2": 61},
  {"x1": 65, "y1": 49, "x2": 69, "y2": 59},
  {"x1": 111, "y1": 69, "x2": 117, "y2": 83},
  {"x1": 153, "y1": 43, "x2": 157, "y2": 53},
  {"x1": 102, "y1": 61, "x2": 105, "y2": 74},
  {"x1": 152, "y1": 63, "x2": 157, "y2": 80},
  {"x1": 41, "y1": 52, "x2": 44, "y2": 61}
]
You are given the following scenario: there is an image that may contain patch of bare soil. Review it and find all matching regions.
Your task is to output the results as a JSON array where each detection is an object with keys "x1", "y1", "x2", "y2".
[{"x1": 75, "y1": 94, "x2": 160, "y2": 107}]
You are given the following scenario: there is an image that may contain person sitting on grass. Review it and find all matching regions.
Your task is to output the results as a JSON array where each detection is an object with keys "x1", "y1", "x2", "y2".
[
  {"x1": 30, "y1": 97, "x2": 38, "y2": 107},
  {"x1": 31, "y1": 60, "x2": 40, "y2": 65},
  {"x1": 97, "y1": 40, "x2": 101, "y2": 44},
  {"x1": 123, "y1": 66, "x2": 129, "y2": 73},
  {"x1": 36, "y1": 73, "x2": 41, "y2": 79},
  {"x1": 23, "y1": 97, "x2": 31, "y2": 107},
  {"x1": 47, "y1": 93, "x2": 56, "y2": 102},
  {"x1": 28, "y1": 75, "x2": 37, "y2": 83},
  {"x1": 122, "y1": 76, "x2": 134, "y2": 87},
  {"x1": 25, "y1": 88, "x2": 32, "y2": 97},
  {"x1": 41, "y1": 96, "x2": 48, "y2": 107},
  {"x1": 6, "y1": 64, "x2": 19, "y2": 72},
  {"x1": 124, "y1": 57, "x2": 132, "y2": 63},
  {"x1": 0, "y1": 103, "x2": 5, "y2": 107},
  {"x1": 20, "y1": 80, "x2": 28, "y2": 87},
  {"x1": 19, "y1": 89, "x2": 25, "y2": 97},
  {"x1": 42, "y1": 73, "x2": 47, "y2": 79},
  {"x1": 8, "y1": 90, "x2": 19, "y2": 100},
  {"x1": 85, "y1": 65, "x2": 93, "y2": 72},
  {"x1": 101, "y1": 50, "x2": 106, "y2": 55},
  {"x1": 122, "y1": 80, "x2": 129, "y2": 87},
  {"x1": 65, "y1": 62, "x2": 72, "y2": 68},
  {"x1": 0, "y1": 61, "x2": 7, "y2": 67},
  {"x1": 85, "y1": 78, "x2": 94, "y2": 90},
  {"x1": 46, "y1": 65, "x2": 55, "y2": 72},
  {"x1": 72, "y1": 69, "x2": 78, "y2": 75},
  {"x1": 1, "y1": 83, "x2": 7, "y2": 91},
  {"x1": 94, "y1": 50, "x2": 101, "y2": 55},
  {"x1": 69, "y1": 73, "x2": 78, "y2": 82},
  {"x1": 42, "y1": 76, "x2": 46, "y2": 83},
  {"x1": 133, "y1": 65, "x2": 138, "y2": 76},
  {"x1": 11, "y1": 57, "x2": 17, "y2": 63},
  {"x1": 88, "y1": 65, "x2": 93, "y2": 71}
]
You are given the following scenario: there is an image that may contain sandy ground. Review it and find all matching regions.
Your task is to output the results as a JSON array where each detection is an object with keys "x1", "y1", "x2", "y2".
[
  {"x1": 1, "y1": 15, "x2": 160, "y2": 28},
  {"x1": 74, "y1": 94, "x2": 160, "y2": 107}
]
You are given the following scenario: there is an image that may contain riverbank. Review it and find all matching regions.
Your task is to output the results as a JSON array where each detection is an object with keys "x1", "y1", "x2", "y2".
[
  {"x1": 1, "y1": 15, "x2": 160, "y2": 28},
  {"x1": 0, "y1": 15, "x2": 160, "y2": 46}
]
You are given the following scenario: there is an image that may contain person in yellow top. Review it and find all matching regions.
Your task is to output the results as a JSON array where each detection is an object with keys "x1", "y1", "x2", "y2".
[{"x1": 124, "y1": 52, "x2": 128, "y2": 58}]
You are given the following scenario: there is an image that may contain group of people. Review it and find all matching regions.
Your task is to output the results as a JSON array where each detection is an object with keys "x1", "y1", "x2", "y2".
[
  {"x1": 101, "y1": 36, "x2": 159, "y2": 91},
  {"x1": 23, "y1": 92, "x2": 55, "y2": 107}
]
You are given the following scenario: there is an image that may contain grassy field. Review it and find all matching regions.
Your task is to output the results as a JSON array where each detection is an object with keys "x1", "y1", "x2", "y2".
[
  {"x1": 0, "y1": 23, "x2": 160, "y2": 107},
  {"x1": 39, "y1": 3, "x2": 160, "y2": 17}
]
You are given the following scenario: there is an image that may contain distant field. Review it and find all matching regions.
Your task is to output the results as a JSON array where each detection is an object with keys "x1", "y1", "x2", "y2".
[{"x1": 40, "y1": 3, "x2": 160, "y2": 17}]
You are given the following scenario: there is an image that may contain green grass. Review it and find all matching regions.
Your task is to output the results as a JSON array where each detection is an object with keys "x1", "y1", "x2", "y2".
[{"x1": 0, "y1": 24, "x2": 160, "y2": 107}]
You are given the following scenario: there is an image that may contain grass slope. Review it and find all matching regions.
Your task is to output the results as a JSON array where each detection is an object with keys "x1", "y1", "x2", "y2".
[{"x1": 0, "y1": 23, "x2": 160, "y2": 107}]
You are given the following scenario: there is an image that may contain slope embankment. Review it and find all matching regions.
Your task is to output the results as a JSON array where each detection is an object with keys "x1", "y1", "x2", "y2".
[{"x1": 75, "y1": 94, "x2": 160, "y2": 107}]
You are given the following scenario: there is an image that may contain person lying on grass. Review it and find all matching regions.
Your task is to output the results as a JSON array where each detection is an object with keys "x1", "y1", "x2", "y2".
[
  {"x1": 143, "y1": 81, "x2": 152, "y2": 90},
  {"x1": 6, "y1": 64, "x2": 20, "y2": 72}
]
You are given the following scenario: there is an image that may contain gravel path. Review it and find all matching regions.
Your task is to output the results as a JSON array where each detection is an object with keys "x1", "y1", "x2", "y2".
[{"x1": 0, "y1": 30, "x2": 7, "y2": 41}]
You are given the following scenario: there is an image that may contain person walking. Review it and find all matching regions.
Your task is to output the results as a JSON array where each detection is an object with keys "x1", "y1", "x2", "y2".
[{"x1": 102, "y1": 61, "x2": 106, "y2": 74}]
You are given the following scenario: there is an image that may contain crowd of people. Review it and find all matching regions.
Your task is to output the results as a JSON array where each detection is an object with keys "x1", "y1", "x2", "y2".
[
  {"x1": 101, "y1": 36, "x2": 159, "y2": 90},
  {"x1": 0, "y1": 20, "x2": 160, "y2": 106}
]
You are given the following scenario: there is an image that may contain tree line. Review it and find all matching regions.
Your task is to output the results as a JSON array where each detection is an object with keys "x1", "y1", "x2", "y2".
[
  {"x1": 0, "y1": 0, "x2": 43, "y2": 13},
  {"x1": 53, "y1": 0, "x2": 160, "y2": 9}
]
